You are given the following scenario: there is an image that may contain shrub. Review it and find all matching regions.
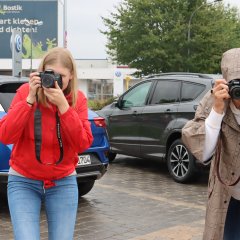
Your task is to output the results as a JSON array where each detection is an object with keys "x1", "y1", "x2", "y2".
[{"x1": 88, "y1": 97, "x2": 116, "y2": 110}]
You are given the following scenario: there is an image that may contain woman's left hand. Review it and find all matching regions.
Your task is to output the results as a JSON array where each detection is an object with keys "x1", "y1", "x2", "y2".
[{"x1": 43, "y1": 81, "x2": 69, "y2": 114}]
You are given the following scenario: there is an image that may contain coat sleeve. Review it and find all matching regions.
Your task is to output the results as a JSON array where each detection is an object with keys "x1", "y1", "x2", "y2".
[
  {"x1": 59, "y1": 91, "x2": 93, "y2": 154},
  {"x1": 0, "y1": 84, "x2": 33, "y2": 144},
  {"x1": 181, "y1": 91, "x2": 215, "y2": 161}
]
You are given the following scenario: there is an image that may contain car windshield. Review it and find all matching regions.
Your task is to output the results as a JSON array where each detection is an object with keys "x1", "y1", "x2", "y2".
[
  {"x1": 0, "y1": 93, "x2": 16, "y2": 112},
  {"x1": 0, "y1": 104, "x2": 4, "y2": 112}
]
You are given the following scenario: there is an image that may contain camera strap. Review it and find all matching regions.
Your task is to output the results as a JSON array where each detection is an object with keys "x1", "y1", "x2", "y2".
[
  {"x1": 55, "y1": 112, "x2": 64, "y2": 164},
  {"x1": 34, "y1": 104, "x2": 64, "y2": 165},
  {"x1": 34, "y1": 107, "x2": 42, "y2": 163}
]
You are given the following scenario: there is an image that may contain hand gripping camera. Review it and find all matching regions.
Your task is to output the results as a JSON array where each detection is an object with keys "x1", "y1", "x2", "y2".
[
  {"x1": 228, "y1": 79, "x2": 240, "y2": 99},
  {"x1": 39, "y1": 70, "x2": 63, "y2": 89}
]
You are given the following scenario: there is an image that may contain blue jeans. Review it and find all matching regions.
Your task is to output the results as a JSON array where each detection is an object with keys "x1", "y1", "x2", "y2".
[
  {"x1": 7, "y1": 175, "x2": 78, "y2": 240},
  {"x1": 224, "y1": 197, "x2": 240, "y2": 240}
]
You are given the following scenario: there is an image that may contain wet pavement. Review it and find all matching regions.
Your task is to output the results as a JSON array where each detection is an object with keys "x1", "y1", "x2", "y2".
[{"x1": 0, "y1": 155, "x2": 209, "y2": 240}]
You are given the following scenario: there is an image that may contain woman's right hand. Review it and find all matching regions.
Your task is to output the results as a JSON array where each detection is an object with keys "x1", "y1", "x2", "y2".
[
  {"x1": 26, "y1": 72, "x2": 41, "y2": 104},
  {"x1": 211, "y1": 79, "x2": 230, "y2": 114}
]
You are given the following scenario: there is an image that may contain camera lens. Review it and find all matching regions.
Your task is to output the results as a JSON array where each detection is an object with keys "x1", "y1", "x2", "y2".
[
  {"x1": 231, "y1": 87, "x2": 240, "y2": 99},
  {"x1": 42, "y1": 74, "x2": 55, "y2": 88}
]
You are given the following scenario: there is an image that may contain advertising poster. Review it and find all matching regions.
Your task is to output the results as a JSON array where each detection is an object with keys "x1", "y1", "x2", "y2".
[{"x1": 0, "y1": 0, "x2": 58, "y2": 59}]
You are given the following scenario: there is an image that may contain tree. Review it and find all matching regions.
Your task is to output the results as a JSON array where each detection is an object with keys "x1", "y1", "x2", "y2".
[{"x1": 102, "y1": 0, "x2": 240, "y2": 76}]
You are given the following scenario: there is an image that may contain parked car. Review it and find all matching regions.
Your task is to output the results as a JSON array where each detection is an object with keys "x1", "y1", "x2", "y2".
[
  {"x1": 98, "y1": 72, "x2": 221, "y2": 183},
  {"x1": 0, "y1": 76, "x2": 109, "y2": 197}
]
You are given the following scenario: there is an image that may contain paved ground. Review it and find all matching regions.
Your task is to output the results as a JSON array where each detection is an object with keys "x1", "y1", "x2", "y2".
[{"x1": 0, "y1": 155, "x2": 209, "y2": 240}]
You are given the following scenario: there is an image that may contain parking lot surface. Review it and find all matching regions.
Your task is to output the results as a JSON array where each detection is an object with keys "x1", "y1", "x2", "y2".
[{"x1": 0, "y1": 155, "x2": 208, "y2": 240}]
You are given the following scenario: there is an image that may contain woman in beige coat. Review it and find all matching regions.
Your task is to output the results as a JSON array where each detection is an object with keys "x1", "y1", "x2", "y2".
[{"x1": 182, "y1": 48, "x2": 240, "y2": 240}]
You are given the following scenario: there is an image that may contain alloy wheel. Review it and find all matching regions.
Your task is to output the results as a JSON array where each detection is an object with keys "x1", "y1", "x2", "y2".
[{"x1": 169, "y1": 144, "x2": 190, "y2": 178}]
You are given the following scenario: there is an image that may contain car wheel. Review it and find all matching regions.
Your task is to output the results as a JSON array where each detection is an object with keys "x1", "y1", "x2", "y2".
[
  {"x1": 167, "y1": 139, "x2": 197, "y2": 183},
  {"x1": 78, "y1": 180, "x2": 95, "y2": 197},
  {"x1": 108, "y1": 151, "x2": 117, "y2": 162}
]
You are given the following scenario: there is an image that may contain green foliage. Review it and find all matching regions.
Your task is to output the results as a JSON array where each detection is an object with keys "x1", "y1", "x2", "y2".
[
  {"x1": 102, "y1": 0, "x2": 240, "y2": 75},
  {"x1": 88, "y1": 97, "x2": 116, "y2": 110}
]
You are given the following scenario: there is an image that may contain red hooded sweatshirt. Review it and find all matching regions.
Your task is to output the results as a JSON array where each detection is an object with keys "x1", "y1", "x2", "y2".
[{"x1": 0, "y1": 83, "x2": 93, "y2": 187}]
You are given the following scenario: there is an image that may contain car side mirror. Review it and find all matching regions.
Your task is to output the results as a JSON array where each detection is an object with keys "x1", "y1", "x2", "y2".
[{"x1": 116, "y1": 98, "x2": 123, "y2": 109}]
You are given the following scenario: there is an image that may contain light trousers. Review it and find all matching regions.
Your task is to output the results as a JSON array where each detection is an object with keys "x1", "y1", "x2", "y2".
[{"x1": 8, "y1": 175, "x2": 78, "y2": 240}]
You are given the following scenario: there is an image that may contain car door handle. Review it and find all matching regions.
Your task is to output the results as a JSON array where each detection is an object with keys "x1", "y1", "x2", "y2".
[
  {"x1": 165, "y1": 109, "x2": 172, "y2": 112},
  {"x1": 193, "y1": 105, "x2": 198, "y2": 110},
  {"x1": 133, "y1": 111, "x2": 138, "y2": 116}
]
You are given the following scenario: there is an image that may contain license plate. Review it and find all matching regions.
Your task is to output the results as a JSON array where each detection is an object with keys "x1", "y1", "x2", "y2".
[{"x1": 78, "y1": 155, "x2": 91, "y2": 166}]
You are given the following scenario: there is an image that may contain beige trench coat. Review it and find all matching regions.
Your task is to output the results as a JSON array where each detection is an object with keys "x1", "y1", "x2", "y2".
[{"x1": 182, "y1": 91, "x2": 240, "y2": 240}]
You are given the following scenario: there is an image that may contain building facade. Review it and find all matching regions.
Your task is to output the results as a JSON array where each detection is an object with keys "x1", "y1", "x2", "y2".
[{"x1": 0, "y1": 58, "x2": 138, "y2": 100}]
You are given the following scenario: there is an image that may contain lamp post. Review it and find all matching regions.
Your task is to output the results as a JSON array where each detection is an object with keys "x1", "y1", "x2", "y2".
[
  {"x1": 187, "y1": 0, "x2": 222, "y2": 70},
  {"x1": 23, "y1": 19, "x2": 43, "y2": 72}
]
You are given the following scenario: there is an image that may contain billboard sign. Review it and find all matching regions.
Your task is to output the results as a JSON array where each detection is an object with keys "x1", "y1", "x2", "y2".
[{"x1": 0, "y1": 0, "x2": 58, "y2": 59}]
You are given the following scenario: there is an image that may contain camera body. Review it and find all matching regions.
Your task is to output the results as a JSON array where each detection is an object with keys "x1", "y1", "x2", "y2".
[{"x1": 39, "y1": 70, "x2": 63, "y2": 89}]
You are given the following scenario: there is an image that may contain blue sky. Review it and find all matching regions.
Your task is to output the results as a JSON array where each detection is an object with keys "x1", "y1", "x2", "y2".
[{"x1": 66, "y1": 0, "x2": 239, "y2": 59}]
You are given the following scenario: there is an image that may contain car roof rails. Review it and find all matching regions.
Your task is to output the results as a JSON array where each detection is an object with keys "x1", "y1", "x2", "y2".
[{"x1": 144, "y1": 72, "x2": 213, "y2": 79}]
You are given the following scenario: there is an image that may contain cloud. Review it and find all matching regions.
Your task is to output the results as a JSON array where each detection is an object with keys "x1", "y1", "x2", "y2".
[
  {"x1": 67, "y1": 0, "x2": 121, "y2": 59},
  {"x1": 67, "y1": 0, "x2": 239, "y2": 59}
]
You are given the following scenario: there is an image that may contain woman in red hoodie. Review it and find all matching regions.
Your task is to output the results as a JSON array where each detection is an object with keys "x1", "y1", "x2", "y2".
[{"x1": 0, "y1": 47, "x2": 93, "y2": 240}]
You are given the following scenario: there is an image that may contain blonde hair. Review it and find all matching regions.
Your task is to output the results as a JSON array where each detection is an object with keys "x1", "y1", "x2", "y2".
[{"x1": 37, "y1": 47, "x2": 78, "y2": 107}]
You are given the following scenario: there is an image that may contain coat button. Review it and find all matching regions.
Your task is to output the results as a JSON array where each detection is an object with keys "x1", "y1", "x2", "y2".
[
  {"x1": 232, "y1": 172, "x2": 235, "y2": 176},
  {"x1": 224, "y1": 200, "x2": 227, "y2": 204}
]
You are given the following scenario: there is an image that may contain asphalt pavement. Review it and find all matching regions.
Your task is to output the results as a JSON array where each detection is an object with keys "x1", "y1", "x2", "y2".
[{"x1": 0, "y1": 155, "x2": 209, "y2": 240}]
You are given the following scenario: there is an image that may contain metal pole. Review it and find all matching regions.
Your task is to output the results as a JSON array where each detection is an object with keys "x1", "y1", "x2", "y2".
[
  {"x1": 187, "y1": 4, "x2": 204, "y2": 60},
  {"x1": 61, "y1": 0, "x2": 67, "y2": 48},
  {"x1": 64, "y1": 0, "x2": 67, "y2": 48},
  {"x1": 58, "y1": 0, "x2": 67, "y2": 48},
  {"x1": 187, "y1": 0, "x2": 222, "y2": 71},
  {"x1": 30, "y1": 25, "x2": 32, "y2": 72}
]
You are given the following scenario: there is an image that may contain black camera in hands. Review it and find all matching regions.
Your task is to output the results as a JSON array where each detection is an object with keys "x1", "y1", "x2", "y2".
[
  {"x1": 228, "y1": 79, "x2": 240, "y2": 99},
  {"x1": 39, "y1": 70, "x2": 63, "y2": 89}
]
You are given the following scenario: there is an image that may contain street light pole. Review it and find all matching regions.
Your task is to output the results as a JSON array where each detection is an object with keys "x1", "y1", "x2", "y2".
[
  {"x1": 187, "y1": 0, "x2": 222, "y2": 71},
  {"x1": 187, "y1": 4, "x2": 205, "y2": 59}
]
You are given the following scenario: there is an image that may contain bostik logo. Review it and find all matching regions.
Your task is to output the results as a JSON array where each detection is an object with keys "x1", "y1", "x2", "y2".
[
  {"x1": 0, "y1": 4, "x2": 23, "y2": 13},
  {"x1": 3, "y1": 5, "x2": 22, "y2": 11}
]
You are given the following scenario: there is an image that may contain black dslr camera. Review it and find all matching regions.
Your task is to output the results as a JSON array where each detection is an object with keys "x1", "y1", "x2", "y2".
[
  {"x1": 39, "y1": 70, "x2": 63, "y2": 89},
  {"x1": 228, "y1": 79, "x2": 240, "y2": 99}
]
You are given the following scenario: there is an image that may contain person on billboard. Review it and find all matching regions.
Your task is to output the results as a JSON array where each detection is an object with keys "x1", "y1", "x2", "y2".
[
  {"x1": 0, "y1": 47, "x2": 93, "y2": 240},
  {"x1": 182, "y1": 48, "x2": 240, "y2": 240}
]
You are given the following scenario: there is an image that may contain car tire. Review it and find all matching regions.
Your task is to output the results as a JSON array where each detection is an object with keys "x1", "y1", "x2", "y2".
[
  {"x1": 78, "y1": 180, "x2": 95, "y2": 197},
  {"x1": 167, "y1": 139, "x2": 197, "y2": 183},
  {"x1": 108, "y1": 151, "x2": 117, "y2": 162}
]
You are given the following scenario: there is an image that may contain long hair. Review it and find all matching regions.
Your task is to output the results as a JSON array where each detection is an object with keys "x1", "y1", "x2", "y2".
[{"x1": 37, "y1": 47, "x2": 78, "y2": 107}]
